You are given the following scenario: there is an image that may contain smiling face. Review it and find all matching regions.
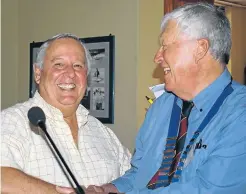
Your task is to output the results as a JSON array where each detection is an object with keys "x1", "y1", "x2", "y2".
[
  {"x1": 34, "y1": 38, "x2": 87, "y2": 112},
  {"x1": 154, "y1": 20, "x2": 200, "y2": 98}
]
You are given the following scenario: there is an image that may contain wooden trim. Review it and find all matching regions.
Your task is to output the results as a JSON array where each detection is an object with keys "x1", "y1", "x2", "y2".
[
  {"x1": 215, "y1": 0, "x2": 246, "y2": 8},
  {"x1": 164, "y1": 0, "x2": 214, "y2": 14},
  {"x1": 164, "y1": 0, "x2": 174, "y2": 14}
]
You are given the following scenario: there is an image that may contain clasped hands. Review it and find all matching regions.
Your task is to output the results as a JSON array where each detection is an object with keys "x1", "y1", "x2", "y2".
[{"x1": 56, "y1": 183, "x2": 122, "y2": 194}]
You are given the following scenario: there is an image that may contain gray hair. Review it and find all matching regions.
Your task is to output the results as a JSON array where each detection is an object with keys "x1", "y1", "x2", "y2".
[
  {"x1": 35, "y1": 33, "x2": 92, "y2": 74},
  {"x1": 161, "y1": 2, "x2": 231, "y2": 64}
]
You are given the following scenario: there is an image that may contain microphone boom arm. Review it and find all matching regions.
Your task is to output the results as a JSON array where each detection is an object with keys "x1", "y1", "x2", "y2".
[{"x1": 38, "y1": 121, "x2": 85, "y2": 194}]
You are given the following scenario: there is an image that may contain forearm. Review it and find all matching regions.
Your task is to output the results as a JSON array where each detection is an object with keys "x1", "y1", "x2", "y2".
[{"x1": 1, "y1": 167, "x2": 60, "y2": 194}]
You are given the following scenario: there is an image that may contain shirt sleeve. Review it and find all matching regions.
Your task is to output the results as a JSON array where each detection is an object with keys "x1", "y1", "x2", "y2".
[
  {"x1": 1, "y1": 108, "x2": 30, "y2": 170},
  {"x1": 112, "y1": 131, "x2": 144, "y2": 193},
  {"x1": 112, "y1": 107, "x2": 154, "y2": 193},
  {"x1": 104, "y1": 125, "x2": 132, "y2": 176},
  {"x1": 125, "y1": 114, "x2": 246, "y2": 194}
]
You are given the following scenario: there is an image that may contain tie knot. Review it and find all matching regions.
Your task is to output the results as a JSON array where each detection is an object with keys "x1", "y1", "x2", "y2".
[{"x1": 182, "y1": 101, "x2": 194, "y2": 118}]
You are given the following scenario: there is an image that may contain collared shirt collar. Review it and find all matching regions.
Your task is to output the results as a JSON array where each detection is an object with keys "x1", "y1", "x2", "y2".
[
  {"x1": 176, "y1": 68, "x2": 232, "y2": 111},
  {"x1": 33, "y1": 91, "x2": 89, "y2": 127},
  {"x1": 193, "y1": 68, "x2": 231, "y2": 112}
]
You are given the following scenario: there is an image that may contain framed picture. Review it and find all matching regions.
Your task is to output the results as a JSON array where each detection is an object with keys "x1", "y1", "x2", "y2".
[
  {"x1": 80, "y1": 36, "x2": 115, "y2": 124},
  {"x1": 29, "y1": 35, "x2": 115, "y2": 123}
]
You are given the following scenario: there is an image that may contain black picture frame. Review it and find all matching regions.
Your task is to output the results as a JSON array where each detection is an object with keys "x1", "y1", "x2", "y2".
[{"x1": 29, "y1": 35, "x2": 115, "y2": 124}]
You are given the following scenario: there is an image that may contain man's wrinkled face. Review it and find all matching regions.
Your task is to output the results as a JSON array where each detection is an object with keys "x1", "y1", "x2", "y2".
[
  {"x1": 154, "y1": 20, "x2": 199, "y2": 96},
  {"x1": 34, "y1": 38, "x2": 88, "y2": 110}
]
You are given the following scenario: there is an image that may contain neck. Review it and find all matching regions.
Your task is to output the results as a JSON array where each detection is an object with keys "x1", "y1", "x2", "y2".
[
  {"x1": 60, "y1": 105, "x2": 78, "y2": 119},
  {"x1": 63, "y1": 113, "x2": 77, "y2": 128},
  {"x1": 63, "y1": 108, "x2": 79, "y2": 147},
  {"x1": 178, "y1": 60, "x2": 225, "y2": 101}
]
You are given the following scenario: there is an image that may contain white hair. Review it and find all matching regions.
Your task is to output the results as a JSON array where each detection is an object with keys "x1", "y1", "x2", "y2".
[
  {"x1": 31, "y1": 33, "x2": 92, "y2": 96},
  {"x1": 35, "y1": 33, "x2": 92, "y2": 74},
  {"x1": 161, "y1": 2, "x2": 231, "y2": 64}
]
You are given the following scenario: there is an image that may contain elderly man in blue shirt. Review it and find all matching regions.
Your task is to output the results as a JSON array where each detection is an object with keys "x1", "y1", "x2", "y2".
[{"x1": 57, "y1": 2, "x2": 246, "y2": 194}]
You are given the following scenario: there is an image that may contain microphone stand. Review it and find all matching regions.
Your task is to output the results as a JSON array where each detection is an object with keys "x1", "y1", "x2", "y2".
[{"x1": 38, "y1": 121, "x2": 85, "y2": 194}]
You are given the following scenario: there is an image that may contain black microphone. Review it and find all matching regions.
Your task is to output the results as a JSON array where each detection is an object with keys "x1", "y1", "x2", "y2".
[{"x1": 28, "y1": 106, "x2": 85, "y2": 194}]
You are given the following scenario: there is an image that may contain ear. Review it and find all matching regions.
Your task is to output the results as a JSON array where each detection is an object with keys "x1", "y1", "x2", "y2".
[
  {"x1": 33, "y1": 64, "x2": 42, "y2": 84},
  {"x1": 195, "y1": 38, "x2": 209, "y2": 63}
]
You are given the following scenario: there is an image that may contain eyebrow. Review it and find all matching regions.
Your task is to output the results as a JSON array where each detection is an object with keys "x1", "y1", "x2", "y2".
[{"x1": 51, "y1": 57, "x2": 64, "y2": 62}]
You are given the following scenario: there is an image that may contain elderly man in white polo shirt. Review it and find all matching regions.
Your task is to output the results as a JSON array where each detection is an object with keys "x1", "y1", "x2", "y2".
[{"x1": 1, "y1": 33, "x2": 131, "y2": 194}]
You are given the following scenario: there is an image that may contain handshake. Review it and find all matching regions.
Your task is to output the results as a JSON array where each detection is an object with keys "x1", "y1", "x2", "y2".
[{"x1": 56, "y1": 183, "x2": 122, "y2": 194}]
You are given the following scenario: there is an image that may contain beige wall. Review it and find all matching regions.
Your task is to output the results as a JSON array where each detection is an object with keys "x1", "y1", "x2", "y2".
[
  {"x1": 137, "y1": 0, "x2": 163, "y2": 128},
  {"x1": 0, "y1": 0, "x2": 1, "y2": 109},
  {"x1": 18, "y1": 0, "x2": 140, "y2": 152},
  {"x1": 2, "y1": 0, "x2": 19, "y2": 109},
  {"x1": 2, "y1": 0, "x2": 145, "y2": 152},
  {"x1": 1, "y1": 0, "x2": 165, "y2": 152}
]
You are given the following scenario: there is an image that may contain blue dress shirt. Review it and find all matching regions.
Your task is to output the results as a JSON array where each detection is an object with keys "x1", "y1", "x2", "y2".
[{"x1": 112, "y1": 68, "x2": 246, "y2": 194}]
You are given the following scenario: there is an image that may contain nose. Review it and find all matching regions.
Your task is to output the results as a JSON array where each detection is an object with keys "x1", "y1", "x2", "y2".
[
  {"x1": 154, "y1": 47, "x2": 164, "y2": 65},
  {"x1": 65, "y1": 65, "x2": 75, "y2": 78}
]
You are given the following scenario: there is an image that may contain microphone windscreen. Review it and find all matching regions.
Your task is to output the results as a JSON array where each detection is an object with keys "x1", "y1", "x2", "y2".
[{"x1": 28, "y1": 106, "x2": 46, "y2": 126}]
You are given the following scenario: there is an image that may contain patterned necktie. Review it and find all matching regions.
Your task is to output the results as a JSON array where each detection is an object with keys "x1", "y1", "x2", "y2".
[
  {"x1": 147, "y1": 100, "x2": 194, "y2": 189},
  {"x1": 168, "y1": 100, "x2": 194, "y2": 181}
]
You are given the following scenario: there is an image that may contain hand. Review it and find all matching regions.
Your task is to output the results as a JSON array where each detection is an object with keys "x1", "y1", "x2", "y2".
[
  {"x1": 86, "y1": 185, "x2": 105, "y2": 194},
  {"x1": 56, "y1": 185, "x2": 75, "y2": 194},
  {"x1": 56, "y1": 184, "x2": 120, "y2": 194},
  {"x1": 56, "y1": 185, "x2": 113, "y2": 194},
  {"x1": 86, "y1": 183, "x2": 119, "y2": 193}
]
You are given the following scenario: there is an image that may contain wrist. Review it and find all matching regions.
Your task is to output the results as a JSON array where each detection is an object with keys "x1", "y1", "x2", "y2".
[{"x1": 101, "y1": 183, "x2": 119, "y2": 193}]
